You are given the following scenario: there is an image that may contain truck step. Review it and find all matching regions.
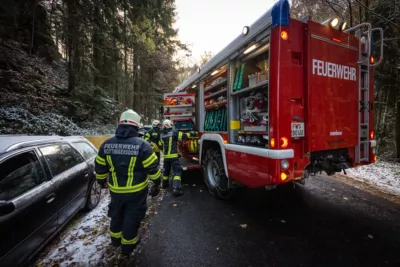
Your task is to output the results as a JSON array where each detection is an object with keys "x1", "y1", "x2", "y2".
[{"x1": 180, "y1": 157, "x2": 201, "y2": 171}]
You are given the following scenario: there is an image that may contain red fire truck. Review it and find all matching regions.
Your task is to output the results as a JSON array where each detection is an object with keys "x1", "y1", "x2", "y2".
[{"x1": 162, "y1": 0, "x2": 384, "y2": 198}]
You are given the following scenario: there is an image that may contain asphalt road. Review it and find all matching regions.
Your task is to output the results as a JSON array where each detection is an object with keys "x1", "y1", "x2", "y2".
[{"x1": 135, "y1": 171, "x2": 400, "y2": 267}]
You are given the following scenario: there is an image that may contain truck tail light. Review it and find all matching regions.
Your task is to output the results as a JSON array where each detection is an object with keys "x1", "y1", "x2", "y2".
[
  {"x1": 281, "y1": 30, "x2": 288, "y2": 40},
  {"x1": 280, "y1": 172, "x2": 288, "y2": 181},
  {"x1": 370, "y1": 131, "x2": 374, "y2": 139},
  {"x1": 280, "y1": 137, "x2": 288, "y2": 148},
  {"x1": 270, "y1": 138, "x2": 275, "y2": 148},
  {"x1": 370, "y1": 56, "x2": 375, "y2": 64},
  {"x1": 373, "y1": 155, "x2": 377, "y2": 162}
]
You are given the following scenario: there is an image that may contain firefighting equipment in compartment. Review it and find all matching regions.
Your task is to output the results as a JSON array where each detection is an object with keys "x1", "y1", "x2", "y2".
[
  {"x1": 170, "y1": 98, "x2": 178, "y2": 105},
  {"x1": 94, "y1": 110, "x2": 161, "y2": 255},
  {"x1": 204, "y1": 108, "x2": 227, "y2": 131},
  {"x1": 160, "y1": 128, "x2": 194, "y2": 196}
]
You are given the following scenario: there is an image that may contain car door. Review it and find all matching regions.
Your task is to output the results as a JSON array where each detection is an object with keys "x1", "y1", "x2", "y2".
[
  {"x1": 38, "y1": 143, "x2": 89, "y2": 226},
  {"x1": 0, "y1": 148, "x2": 57, "y2": 267}
]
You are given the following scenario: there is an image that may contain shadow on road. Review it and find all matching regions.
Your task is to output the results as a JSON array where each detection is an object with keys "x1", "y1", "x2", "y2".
[{"x1": 137, "y1": 170, "x2": 400, "y2": 267}]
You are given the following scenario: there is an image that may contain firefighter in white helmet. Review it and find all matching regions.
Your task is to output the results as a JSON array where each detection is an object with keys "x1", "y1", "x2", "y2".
[
  {"x1": 160, "y1": 119, "x2": 197, "y2": 196},
  {"x1": 94, "y1": 109, "x2": 161, "y2": 257},
  {"x1": 143, "y1": 120, "x2": 163, "y2": 164}
]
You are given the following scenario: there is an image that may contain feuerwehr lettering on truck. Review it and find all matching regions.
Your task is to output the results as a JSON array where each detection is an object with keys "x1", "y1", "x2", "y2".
[{"x1": 312, "y1": 59, "x2": 357, "y2": 81}]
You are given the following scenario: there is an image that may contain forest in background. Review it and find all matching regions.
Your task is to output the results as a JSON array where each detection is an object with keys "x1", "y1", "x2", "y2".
[
  {"x1": 0, "y1": 0, "x2": 399, "y2": 161},
  {"x1": 0, "y1": 0, "x2": 202, "y2": 135}
]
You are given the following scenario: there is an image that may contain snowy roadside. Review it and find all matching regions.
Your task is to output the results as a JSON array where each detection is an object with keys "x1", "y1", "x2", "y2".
[
  {"x1": 34, "y1": 188, "x2": 165, "y2": 267},
  {"x1": 337, "y1": 161, "x2": 400, "y2": 196}
]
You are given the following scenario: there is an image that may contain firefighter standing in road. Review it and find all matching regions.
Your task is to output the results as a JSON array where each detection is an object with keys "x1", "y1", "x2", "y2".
[
  {"x1": 143, "y1": 120, "x2": 163, "y2": 164},
  {"x1": 161, "y1": 119, "x2": 196, "y2": 196},
  {"x1": 94, "y1": 109, "x2": 161, "y2": 257}
]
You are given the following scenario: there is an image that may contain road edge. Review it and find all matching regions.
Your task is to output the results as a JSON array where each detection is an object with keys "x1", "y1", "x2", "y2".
[{"x1": 331, "y1": 174, "x2": 400, "y2": 204}]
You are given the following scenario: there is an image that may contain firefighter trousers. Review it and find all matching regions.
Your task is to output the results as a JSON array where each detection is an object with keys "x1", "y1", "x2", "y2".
[
  {"x1": 162, "y1": 158, "x2": 182, "y2": 188},
  {"x1": 108, "y1": 191, "x2": 147, "y2": 254}
]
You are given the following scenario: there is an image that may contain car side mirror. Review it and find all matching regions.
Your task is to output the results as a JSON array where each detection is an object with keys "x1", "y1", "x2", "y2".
[{"x1": 0, "y1": 200, "x2": 15, "y2": 216}]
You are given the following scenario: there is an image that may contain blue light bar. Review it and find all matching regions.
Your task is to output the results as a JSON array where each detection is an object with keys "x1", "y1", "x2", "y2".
[{"x1": 271, "y1": 0, "x2": 290, "y2": 28}]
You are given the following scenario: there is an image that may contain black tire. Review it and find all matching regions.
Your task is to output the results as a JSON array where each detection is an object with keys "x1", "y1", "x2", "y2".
[
  {"x1": 83, "y1": 179, "x2": 102, "y2": 211},
  {"x1": 202, "y1": 149, "x2": 233, "y2": 199}
]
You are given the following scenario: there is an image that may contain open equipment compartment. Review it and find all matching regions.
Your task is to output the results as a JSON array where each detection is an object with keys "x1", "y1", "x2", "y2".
[
  {"x1": 163, "y1": 93, "x2": 196, "y2": 131},
  {"x1": 203, "y1": 63, "x2": 228, "y2": 132},
  {"x1": 230, "y1": 35, "x2": 270, "y2": 148}
]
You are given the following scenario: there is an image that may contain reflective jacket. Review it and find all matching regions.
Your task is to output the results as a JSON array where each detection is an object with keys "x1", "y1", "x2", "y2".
[
  {"x1": 143, "y1": 128, "x2": 163, "y2": 153},
  {"x1": 160, "y1": 129, "x2": 191, "y2": 160},
  {"x1": 95, "y1": 124, "x2": 161, "y2": 196}
]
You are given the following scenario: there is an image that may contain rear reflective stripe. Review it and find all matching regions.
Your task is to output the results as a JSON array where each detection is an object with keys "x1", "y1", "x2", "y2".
[
  {"x1": 122, "y1": 236, "x2": 138, "y2": 245},
  {"x1": 108, "y1": 179, "x2": 148, "y2": 194},
  {"x1": 96, "y1": 173, "x2": 108, "y2": 180},
  {"x1": 143, "y1": 153, "x2": 157, "y2": 168},
  {"x1": 164, "y1": 153, "x2": 178, "y2": 158},
  {"x1": 106, "y1": 155, "x2": 118, "y2": 187},
  {"x1": 148, "y1": 169, "x2": 161, "y2": 180},
  {"x1": 127, "y1": 156, "x2": 137, "y2": 187},
  {"x1": 166, "y1": 137, "x2": 172, "y2": 156},
  {"x1": 96, "y1": 155, "x2": 106, "y2": 165},
  {"x1": 110, "y1": 231, "x2": 122, "y2": 238}
]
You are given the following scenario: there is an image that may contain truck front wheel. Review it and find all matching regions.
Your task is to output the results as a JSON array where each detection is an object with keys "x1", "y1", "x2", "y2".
[{"x1": 203, "y1": 149, "x2": 233, "y2": 199}]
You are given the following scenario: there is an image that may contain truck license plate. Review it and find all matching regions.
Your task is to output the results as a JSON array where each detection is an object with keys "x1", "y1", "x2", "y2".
[{"x1": 291, "y1": 122, "x2": 305, "y2": 138}]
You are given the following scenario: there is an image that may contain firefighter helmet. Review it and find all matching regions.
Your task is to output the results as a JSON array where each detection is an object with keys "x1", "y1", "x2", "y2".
[
  {"x1": 163, "y1": 119, "x2": 174, "y2": 129},
  {"x1": 119, "y1": 109, "x2": 141, "y2": 127},
  {"x1": 152, "y1": 120, "x2": 162, "y2": 128}
]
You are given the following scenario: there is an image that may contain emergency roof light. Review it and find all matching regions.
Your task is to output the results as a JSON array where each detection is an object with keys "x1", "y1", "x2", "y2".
[
  {"x1": 242, "y1": 26, "x2": 250, "y2": 35},
  {"x1": 322, "y1": 17, "x2": 341, "y2": 29}
]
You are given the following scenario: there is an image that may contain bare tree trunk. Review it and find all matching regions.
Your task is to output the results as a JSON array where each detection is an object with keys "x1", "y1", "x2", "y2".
[
  {"x1": 29, "y1": 0, "x2": 37, "y2": 56},
  {"x1": 396, "y1": 100, "x2": 400, "y2": 162}
]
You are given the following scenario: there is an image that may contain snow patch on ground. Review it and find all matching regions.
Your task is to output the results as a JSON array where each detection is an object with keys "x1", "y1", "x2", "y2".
[{"x1": 340, "y1": 161, "x2": 400, "y2": 196}]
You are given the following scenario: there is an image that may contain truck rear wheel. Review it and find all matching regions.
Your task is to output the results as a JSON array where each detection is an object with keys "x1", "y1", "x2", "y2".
[{"x1": 203, "y1": 149, "x2": 233, "y2": 199}]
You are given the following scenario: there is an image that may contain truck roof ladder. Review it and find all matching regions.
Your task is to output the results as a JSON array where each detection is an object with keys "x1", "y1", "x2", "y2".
[{"x1": 345, "y1": 23, "x2": 372, "y2": 163}]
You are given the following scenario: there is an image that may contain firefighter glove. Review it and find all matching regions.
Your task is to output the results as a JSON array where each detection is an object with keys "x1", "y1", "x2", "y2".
[{"x1": 149, "y1": 185, "x2": 160, "y2": 197}]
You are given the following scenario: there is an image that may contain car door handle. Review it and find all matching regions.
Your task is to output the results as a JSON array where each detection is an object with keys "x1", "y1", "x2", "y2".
[{"x1": 45, "y1": 193, "x2": 56, "y2": 204}]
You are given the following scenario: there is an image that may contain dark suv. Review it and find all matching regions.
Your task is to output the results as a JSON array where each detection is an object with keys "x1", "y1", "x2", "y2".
[{"x1": 0, "y1": 135, "x2": 102, "y2": 267}]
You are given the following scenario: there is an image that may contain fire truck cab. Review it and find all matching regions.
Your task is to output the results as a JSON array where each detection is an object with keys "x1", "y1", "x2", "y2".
[{"x1": 164, "y1": 0, "x2": 384, "y2": 199}]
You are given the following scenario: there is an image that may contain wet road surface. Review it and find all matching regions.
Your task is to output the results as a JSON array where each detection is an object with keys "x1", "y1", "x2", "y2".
[{"x1": 136, "y1": 171, "x2": 400, "y2": 267}]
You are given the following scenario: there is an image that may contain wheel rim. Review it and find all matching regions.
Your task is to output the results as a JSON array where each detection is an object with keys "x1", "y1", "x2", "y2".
[
  {"x1": 206, "y1": 159, "x2": 220, "y2": 188},
  {"x1": 90, "y1": 181, "x2": 101, "y2": 207}
]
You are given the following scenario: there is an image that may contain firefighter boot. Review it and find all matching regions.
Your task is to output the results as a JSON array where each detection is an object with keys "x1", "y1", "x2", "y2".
[
  {"x1": 172, "y1": 179, "x2": 184, "y2": 196},
  {"x1": 162, "y1": 176, "x2": 169, "y2": 188}
]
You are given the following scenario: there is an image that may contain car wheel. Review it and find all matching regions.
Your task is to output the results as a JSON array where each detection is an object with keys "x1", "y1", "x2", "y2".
[{"x1": 83, "y1": 180, "x2": 101, "y2": 211}]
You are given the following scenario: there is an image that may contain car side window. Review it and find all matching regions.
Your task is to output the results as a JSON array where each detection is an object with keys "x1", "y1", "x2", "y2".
[
  {"x1": 71, "y1": 142, "x2": 97, "y2": 161},
  {"x1": 39, "y1": 144, "x2": 84, "y2": 177},
  {"x1": 0, "y1": 151, "x2": 46, "y2": 201}
]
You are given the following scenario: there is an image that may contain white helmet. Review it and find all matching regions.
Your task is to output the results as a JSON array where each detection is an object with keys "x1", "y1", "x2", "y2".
[
  {"x1": 163, "y1": 119, "x2": 174, "y2": 129},
  {"x1": 119, "y1": 109, "x2": 141, "y2": 127},
  {"x1": 152, "y1": 120, "x2": 161, "y2": 128}
]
